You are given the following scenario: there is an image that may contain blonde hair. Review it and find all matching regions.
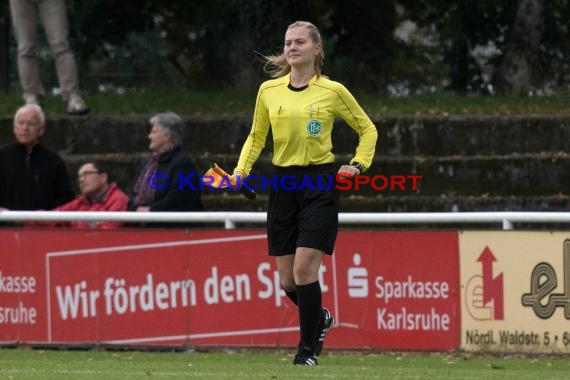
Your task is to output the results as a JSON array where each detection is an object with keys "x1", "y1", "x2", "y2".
[{"x1": 264, "y1": 21, "x2": 325, "y2": 79}]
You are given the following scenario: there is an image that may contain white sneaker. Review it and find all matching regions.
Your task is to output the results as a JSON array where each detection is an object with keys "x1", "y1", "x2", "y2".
[
  {"x1": 66, "y1": 94, "x2": 90, "y2": 115},
  {"x1": 24, "y1": 94, "x2": 43, "y2": 107}
]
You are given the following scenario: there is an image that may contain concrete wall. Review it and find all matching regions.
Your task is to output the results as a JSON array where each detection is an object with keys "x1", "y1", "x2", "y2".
[{"x1": 1, "y1": 115, "x2": 569, "y2": 212}]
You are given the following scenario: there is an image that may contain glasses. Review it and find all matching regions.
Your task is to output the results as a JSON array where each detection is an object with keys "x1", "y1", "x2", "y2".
[{"x1": 78, "y1": 170, "x2": 100, "y2": 179}]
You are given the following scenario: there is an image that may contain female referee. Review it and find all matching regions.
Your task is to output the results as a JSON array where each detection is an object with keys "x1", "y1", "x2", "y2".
[{"x1": 232, "y1": 21, "x2": 378, "y2": 366}]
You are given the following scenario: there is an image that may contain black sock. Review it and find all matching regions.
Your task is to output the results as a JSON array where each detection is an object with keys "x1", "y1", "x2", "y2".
[
  {"x1": 296, "y1": 281, "x2": 322, "y2": 350},
  {"x1": 284, "y1": 289, "x2": 298, "y2": 306}
]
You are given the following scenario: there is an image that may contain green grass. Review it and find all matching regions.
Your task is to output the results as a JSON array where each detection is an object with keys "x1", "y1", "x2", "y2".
[
  {"x1": 361, "y1": 92, "x2": 570, "y2": 117},
  {"x1": 1, "y1": 89, "x2": 570, "y2": 117},
  {"x1": 1, "y1": 348, "x2": 570, "y2": 380}
]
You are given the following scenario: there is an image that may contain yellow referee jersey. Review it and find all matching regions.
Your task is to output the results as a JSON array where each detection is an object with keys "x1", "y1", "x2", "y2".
[{"x1": 235, "y1": 73, "x2": 378, "y2": 175}]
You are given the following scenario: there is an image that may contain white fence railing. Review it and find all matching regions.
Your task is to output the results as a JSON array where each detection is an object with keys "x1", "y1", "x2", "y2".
[{"x1": 2, "y1": 211, "x2": 570, "y2": 230}]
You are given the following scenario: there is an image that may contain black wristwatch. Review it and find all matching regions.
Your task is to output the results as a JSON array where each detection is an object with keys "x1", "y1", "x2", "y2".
[{"x1": 351, "y1": 162, "x2": 363, "y2": 173}]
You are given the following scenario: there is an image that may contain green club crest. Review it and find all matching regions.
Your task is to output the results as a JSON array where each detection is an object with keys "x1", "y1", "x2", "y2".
[{"x1": 306, "y1": 119, "x2": 322, "y2": 136}]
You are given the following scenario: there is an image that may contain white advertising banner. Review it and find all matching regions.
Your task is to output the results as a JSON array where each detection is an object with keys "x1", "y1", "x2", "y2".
[{"x1": 460, "y1": 231, "x2": 570, "y2": 353}]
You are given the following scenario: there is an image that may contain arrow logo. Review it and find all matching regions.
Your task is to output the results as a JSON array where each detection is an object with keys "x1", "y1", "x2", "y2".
[{"x1": 477, "y1": 246, "x2": 504, "y2": 320}]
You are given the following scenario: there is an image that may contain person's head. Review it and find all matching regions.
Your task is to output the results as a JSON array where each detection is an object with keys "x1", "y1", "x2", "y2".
[
  {"x1": 77, "y1": 162, "x2": 110, "y2": 199},
  {"x1": 265, "y1": 21, "x2": 324, "y2": 78},
  {"x1": 13, "y1": 104, "x2": 45, "y2": 148},
  {"x1": 147, "y1": 112, "x2": 184, "y2": 152}
]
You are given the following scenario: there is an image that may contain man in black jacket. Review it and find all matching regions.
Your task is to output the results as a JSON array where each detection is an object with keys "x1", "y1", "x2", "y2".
[
  {"x1": 131, "y1": 112, "x2": 204, "y2": 213},
  {"x1": 0, "y1": 105, "x2": 74, "y2": 211}
]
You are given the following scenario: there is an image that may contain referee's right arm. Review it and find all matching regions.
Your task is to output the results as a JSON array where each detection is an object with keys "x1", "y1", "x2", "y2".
[{"x1": 235, "y1": 86, "x2": 271, "y2": 176}]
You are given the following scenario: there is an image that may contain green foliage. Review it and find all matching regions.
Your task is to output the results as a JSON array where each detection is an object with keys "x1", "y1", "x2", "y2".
[
  {"x1": 5, "y1": 0, "x2": 570, "y2": 95},
  {"x1": 322, "y1": 1, "x2": 398, "y2": 91},
  {"x1": 541, "y1": 1, "x2": 570, "y2": 91},
  {"x1": 2, "y1": 89, "x2": 570, "y2": 117}
]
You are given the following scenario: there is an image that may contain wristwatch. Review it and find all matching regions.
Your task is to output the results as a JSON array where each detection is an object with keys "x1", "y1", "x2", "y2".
[{"x1": 351, "y1": 162, "x2": 363, "y2": 173}]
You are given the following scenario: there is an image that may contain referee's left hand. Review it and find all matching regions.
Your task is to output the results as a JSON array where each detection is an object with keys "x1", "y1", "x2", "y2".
[
  {"x1": 230, "y1": 171, "x2": 244, "y2": 188},
  {"x1": 337, "y1": 164, "x2": 360, "y2": 178}
]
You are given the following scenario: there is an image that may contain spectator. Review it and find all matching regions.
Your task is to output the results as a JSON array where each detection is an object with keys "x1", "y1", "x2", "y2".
[
  {"x1": 131, "y1": 112, "x2": 204, "y2": 213},
  {"x1": 0, "y1": 104, "x2": 74, "y2": 211},
  {"x1": 9, "y1": 0, "x2": 89, "y2": 115},
  {"x1": 29, "y1": 162, "x2": 129, "y2": 229}
]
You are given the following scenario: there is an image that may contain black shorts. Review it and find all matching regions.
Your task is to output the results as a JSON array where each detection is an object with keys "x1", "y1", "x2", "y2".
[{"x1": 267, "y1": 164, "x2": 339, "y2": 256}]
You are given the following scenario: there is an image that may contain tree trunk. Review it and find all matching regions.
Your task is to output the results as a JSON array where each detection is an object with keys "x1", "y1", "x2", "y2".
[
  {"x1": 447, "y1": 0, "x2": 469, "y2": 94},
  {"x1": 494, "y1": 0, "x2": 544, "y2": 96}
]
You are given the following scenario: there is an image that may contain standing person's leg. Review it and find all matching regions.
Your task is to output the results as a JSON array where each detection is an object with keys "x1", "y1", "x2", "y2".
[
  {"x1": 39, "y1": 0, "x2": 88, "y2": 114},
  {"x1": 292, "y1": 247, "x2": 324, "y2": 365},
  {"x1": 267, "y1": 170, "x2": 309, "y2": 362},
  {"x1": 267, "y1": 172, "x2": 299, "y2": 304},
  {"x1": 268, "y1": 167, "x2": 335, "y2": 365},
  {"x1": 10, "y1": 0, "x2": 45, "y2": 103},
  {"x1": 276, "y1": 255, "x2": 296, "y2": 304},
  {"x1": 38, "y1": 0, "x2": 77, "y2": 99},
  {"x1": 293, "y1": 166, "x2": 338, "y2": 364}
]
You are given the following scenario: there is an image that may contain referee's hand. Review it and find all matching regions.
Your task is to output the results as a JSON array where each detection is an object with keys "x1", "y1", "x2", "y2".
[
  {"x1": 337, "y1": 164, "x2": 360, "y2": 178},
  {"x1": 230, "y1": 171, "x2": 256, "y2": 200},
  {"x1": 230, "y1": 171, "x2": 244, "y2": 186}
]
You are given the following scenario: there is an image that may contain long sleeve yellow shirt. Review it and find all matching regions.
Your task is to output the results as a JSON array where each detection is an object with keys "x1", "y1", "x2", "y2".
[{"x1": 235, "y1": 73, "x2": 378, "y2": 175}]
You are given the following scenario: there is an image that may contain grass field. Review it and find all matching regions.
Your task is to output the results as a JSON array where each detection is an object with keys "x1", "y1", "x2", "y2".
[
  {"x1": 1, "y1": 90, "x2": 570, "y2": 117},
  {"x1": 1, "y1": 348, "x2": 570, "y2": 380}
]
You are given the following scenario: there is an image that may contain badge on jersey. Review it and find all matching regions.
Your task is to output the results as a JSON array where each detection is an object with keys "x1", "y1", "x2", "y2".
[
  {"x1": 306, "y1": 104, "x2": 322, "y2": 136},
  {"x1": 306, "y1": 119, "x2": 322, "y2": 136}
]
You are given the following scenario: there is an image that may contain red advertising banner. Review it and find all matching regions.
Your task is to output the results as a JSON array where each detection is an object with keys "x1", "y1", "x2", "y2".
[
  {"x1": 331, "y1": 231, "x2": 460, "y2": 350},
  {"x1": 0, "y1": 229, "x2": 460, "y2": 350}
]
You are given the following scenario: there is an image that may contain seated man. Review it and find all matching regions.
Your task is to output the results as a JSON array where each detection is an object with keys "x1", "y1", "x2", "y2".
[
  {"x1": 0, "y1": 104, "x2": 74, "y2": 211},
  {"x1": 30, "y1": 162, "x2": 129, "y2": 229}
]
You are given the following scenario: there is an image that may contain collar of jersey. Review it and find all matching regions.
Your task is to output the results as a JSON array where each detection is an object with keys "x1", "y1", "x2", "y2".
[{"x1": 285, "y1": 73, "x2": 319, "y2": 90}]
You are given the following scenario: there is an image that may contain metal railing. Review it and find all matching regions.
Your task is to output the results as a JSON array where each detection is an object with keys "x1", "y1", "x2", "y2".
[{"x1": 2, "y1": 211, "x2": 570, "y2": 230}]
